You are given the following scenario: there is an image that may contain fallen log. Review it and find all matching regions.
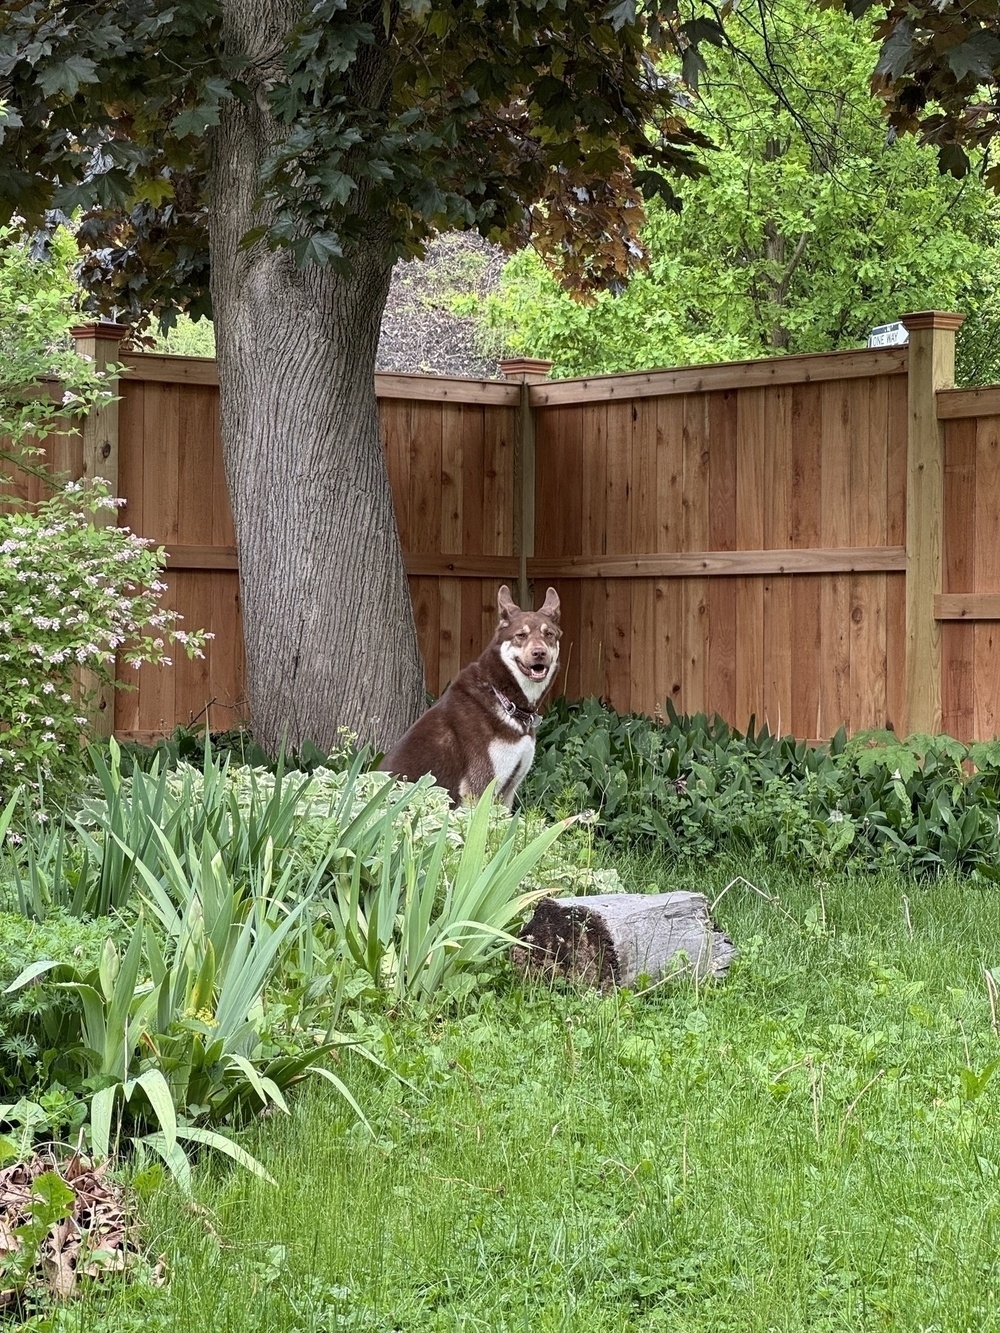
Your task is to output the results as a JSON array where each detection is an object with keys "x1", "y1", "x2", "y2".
[{"x1": 512, "y1": 891, "x2": 736, "y2": 990}]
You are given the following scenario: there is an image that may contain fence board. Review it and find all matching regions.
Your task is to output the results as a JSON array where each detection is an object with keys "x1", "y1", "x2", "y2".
[
  {"x1": 629, "y1": 399, "x2": 658, "y2": 712},
  {"x1": 707, "y1": 577, "x2": 738, "y2": 725},
  {"x1": 791, "y1": 574, "x2": 822, "y2": 739},
  {"x1": 530, "y1": 346, "x2": 908, "y2": 405},
  {"x1": 656, "y1": 578, "x2": 684, "y2": 716},
  {"x1": 604, "y1": 403, "x2": 631, "y2": 703},
  {"x1": 973, "y1": 416, "x2": 1000, "y2": 738},
  {"x1": 440, "y1": 406, "x2": 464, "y2": 556},
  {"x1": 706, "y1": 391, "x2": 738, "y2": 724},
  {"x1": 708, "y1": 391, "x2": 738, "y2": 552},
  {"x1": 735, "y1": 391, "x2": 766, "y2": 727},
  {"x1": 438, "y1": 578, "x2": 462, "y2": 687}
]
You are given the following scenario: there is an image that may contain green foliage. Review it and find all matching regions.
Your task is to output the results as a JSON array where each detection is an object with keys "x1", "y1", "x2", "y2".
[
  {"x1": 521, "y1": 697, "x2": 1000, "y2": 877},
  {"x1": 0, "y1": 909, "x2": 120, "y2": 1117},
  {"x1": 0, "y1": 1, "x2": 726, "y2": 324},
  {"x1": 0, "y1": 225, "x2": 201, "y2": 799},
  {"x1": 1, "y1": 907, "x2": 354, "y2": 1189},
  {"x1": 0, "y1": 484, "x2": 209, "y2": 799},
  {"x1": 149, "y1": 314, "x2": 215, "y2": 358},
  {"x1": 481, "y1": 0, "x2": 1000, "y2": 381},
  {"x1": 847, "y1": 0, "x2": 1000, "y2": 190},
  {"x1": 325, "y1": 780, "x2": 571, "y2": 1003},
  {"x1": 0, "y1": 742, "x2": 581, "y2": 1187},
  {"x1": 0, "y1": 795, "x2": 374, "y2": 1186}
]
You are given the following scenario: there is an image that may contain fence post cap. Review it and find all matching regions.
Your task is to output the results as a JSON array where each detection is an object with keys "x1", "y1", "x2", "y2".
[
  {"x1": 900, "y1": 311, "x2": 966, "y2": 333},
  {"x1": 69, "y1": 321, "x2": 129, "y2": 341},
  {"x1": 498, "y1": 357, "x2": 553, "y2": 383}
]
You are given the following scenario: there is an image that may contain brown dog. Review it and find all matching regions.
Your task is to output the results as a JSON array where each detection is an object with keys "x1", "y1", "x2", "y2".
[{"x1": 379, "y1": 585, "x2": 562, "y2": 807}]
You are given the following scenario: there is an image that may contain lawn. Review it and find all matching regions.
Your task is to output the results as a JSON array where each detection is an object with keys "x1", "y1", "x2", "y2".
[{"x1": 35, "y1": 854, "x2": 1000, "y2": 1333}]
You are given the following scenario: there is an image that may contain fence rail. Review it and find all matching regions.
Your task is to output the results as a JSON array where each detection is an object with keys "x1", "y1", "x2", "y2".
[{"x1": 8, "y1": 311, "x2": 1000, "y2": 742}]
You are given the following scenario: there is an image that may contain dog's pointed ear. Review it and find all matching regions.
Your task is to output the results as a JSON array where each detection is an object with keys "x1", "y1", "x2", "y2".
[
  {"x1": 497, "y1": 585, "x2": 519, "y2": 625},
  {"x1": 539, "y1": 586, "x2": 561, "y2": 623}
]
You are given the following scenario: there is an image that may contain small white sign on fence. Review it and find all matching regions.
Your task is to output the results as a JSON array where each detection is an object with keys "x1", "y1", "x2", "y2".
[{"x1": 868, "y1": 321, "x2": 909, "y2": 348}]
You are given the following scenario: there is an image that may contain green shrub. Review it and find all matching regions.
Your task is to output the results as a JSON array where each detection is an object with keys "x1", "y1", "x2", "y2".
[
  {"x1": 0, "y1": 224, "x2": 113, "y2": 482},
  {"x1": 0, "y1": 225, "x2": 210, "y2": 801},
  {"x1": 520, "y1": 698, "x2": 1000, "y2": 878}
]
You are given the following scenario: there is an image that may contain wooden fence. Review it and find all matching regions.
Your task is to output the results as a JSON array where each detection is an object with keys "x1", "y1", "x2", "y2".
[{"x1": 7, "y1": 311, "x2": 1000, "y2": 742}]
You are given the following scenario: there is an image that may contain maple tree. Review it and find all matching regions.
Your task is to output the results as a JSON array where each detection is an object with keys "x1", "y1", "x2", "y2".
[
  {"x1": 838, "y1": 0, "x2": 1000, "y2": 185},
  {"x1": 0, "y1": 0, "x2": 718, "y2": 753}
]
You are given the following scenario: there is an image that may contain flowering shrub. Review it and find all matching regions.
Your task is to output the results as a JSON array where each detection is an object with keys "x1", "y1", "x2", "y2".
[{"x1": 0, "y1": 481, "x2": 208, "y2": 797}]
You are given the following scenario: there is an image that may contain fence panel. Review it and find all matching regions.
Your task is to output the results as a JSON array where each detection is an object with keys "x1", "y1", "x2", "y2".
[
  {"x1": 938, "y1": 388, "x2": 1000, "y2": 740},
  {"x1": 113, "y1": 372, "x2": 241, "y2": 738},
  {"x1": 106, "y1": 360, "x2": 518, "y2": 737},
  {"x1": 532, "y1": 352, "x2": 909, "y2": 735},
  {"x1": 379, "y1": 386, "x2": 519, "y2": 697}
]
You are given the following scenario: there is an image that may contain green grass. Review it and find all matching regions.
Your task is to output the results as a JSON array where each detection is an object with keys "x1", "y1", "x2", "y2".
[{"x1": 32, "y1": 856, "x2": 1000, "y2": 1332}]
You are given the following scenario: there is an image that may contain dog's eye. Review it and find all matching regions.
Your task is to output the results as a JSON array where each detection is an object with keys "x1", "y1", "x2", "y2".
[{"x1": 515, "y1": 630, "x2": 528, "y2": 641}]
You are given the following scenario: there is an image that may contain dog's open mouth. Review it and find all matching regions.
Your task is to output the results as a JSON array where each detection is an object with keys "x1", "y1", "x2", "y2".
[{"x1": 518, "y1": 660, "x2": 550, "y2": 681}]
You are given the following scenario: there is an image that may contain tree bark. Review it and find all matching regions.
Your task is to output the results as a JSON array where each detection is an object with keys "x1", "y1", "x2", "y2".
[{"x1": 208, "y1": 0, "x2": 424, "y2": 755}]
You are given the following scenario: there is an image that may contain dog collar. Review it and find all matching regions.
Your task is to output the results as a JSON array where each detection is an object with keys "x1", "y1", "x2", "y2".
[{"x1": 490, "y1": 684, "x2": 540, "y2": 731}]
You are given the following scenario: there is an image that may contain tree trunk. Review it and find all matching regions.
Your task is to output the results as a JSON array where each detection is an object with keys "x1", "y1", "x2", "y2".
[{"x1": 208, "y1": 0, "x2": 424, "y2": 755}]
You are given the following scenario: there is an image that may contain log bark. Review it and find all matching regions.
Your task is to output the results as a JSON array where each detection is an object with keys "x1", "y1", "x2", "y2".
[
  {"x1": 512, "y1": 892, "x2": 736, "y2": 990},
  {"x1": 208, "y1": 0, "x2": 425, "y2": 756}
]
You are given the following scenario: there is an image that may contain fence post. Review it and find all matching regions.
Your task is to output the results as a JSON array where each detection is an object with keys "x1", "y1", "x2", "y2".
[
  {"x1": 498, "y1": 357, "x2": 552, "y2": 609},
  {"x1": 900, "y1": 311, "x2": 965, "y2": 736},
  {"x1": 70, "y1": 321, "x2": 127, "y2": 738}
]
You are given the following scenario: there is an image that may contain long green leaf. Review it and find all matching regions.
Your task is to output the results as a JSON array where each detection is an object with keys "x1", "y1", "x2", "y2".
[
  {"x1": 141, "y1": 1131, "x2": 193, "y2": 1194},
  {"x1": 60, "y1": 982, "x2": 107, "y2": 1061},
  {"x1": 307, "y1": 1065, "x2": 372, "y2": 1134},
  {"x1": 90, "y1": 1084, "x2": 118, "y2": 1161},
  {"x1": 173, "y1": 1126, "x2": 276, "y2": 1184},
  {"x1": 213, "y1": 896, "x2": 310, "y2": 1043},
  {"x1": 226, "y1": 1054, "x2": 290, "y2": 1115},
  {"x1": 127, "y1": 1068, "x2": 178, "y2": 1155},
  {"x1": 103, "y1": 920, "x2": 146, "y2": 1078},
  {"x1": 4, "y1": 958, "x2": 61, "y2": 992},
  {"x1": 0, "y1": 788, "x2": 21, "y2": 846}
]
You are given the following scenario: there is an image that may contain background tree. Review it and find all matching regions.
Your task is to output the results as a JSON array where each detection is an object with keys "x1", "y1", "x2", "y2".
[
  {"x1": 0, "y1": 224, "x2": 117, "y2": 480},
  {"x1": 0, "y1": 0, "x2": 719, "y2": 755},
  {"x1": 481, "y1": 0, "x2": 1000, "y2": 379}
]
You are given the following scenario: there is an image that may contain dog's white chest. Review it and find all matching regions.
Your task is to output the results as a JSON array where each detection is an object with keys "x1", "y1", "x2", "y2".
[{"x1": 488, "y1": 734, "x2": 535, "y2": 803}]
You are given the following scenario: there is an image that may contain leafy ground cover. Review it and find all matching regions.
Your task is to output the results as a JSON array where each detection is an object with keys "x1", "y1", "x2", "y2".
[
  {"x1": 525, "y1": 699, "x2": 1000, "y2": 878},
  {"x1": 22, "y1": 853, "x2": 1000, "y2": 1332}
]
